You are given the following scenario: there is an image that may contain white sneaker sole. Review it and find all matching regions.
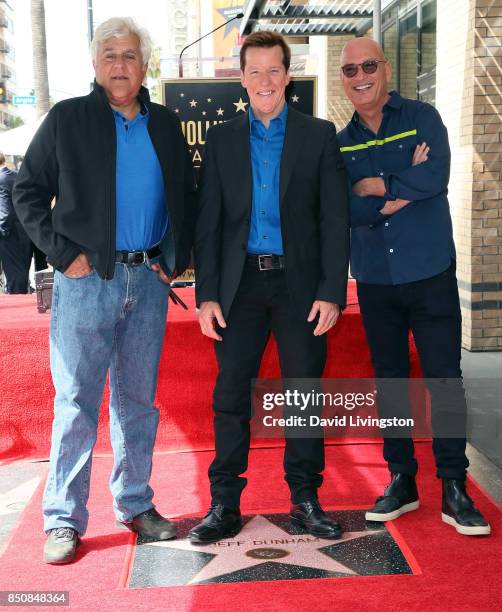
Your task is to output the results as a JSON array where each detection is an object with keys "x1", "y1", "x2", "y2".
[
  {"x1": 365, "y1": 500, "x2": 420, "y2": 522},
  {"x1": 441, "y1": 512, "x2": 491, "y2": 536}
]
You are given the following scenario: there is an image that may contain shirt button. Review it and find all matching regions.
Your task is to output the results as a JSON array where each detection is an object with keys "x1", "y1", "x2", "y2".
[
  {"x1": 263, "y1": 236, "x2": 268, "y2": 240},
  {"x1": 385, "y1": 222, "x2": 389, "y2": 227},
  {"x1": 351, "y1": 156, "x2": 356, "y2": 161},
  {"x1": 263, "y1": 160, "x2": 269, "y2": 165},
  {"x1": 262, "y1": 184, "x2": 267, "y2": 189},
  {"x1": 399, "y1": 144, "x2": 403, "y2": 149},
  {"x1": 261, "y1": 210, "x2": 266, "y2": 215},
  {"x1": 379, "y1": 172, "x2": 384, "y2": 176},
  {"x1": 389, "y1": 248, "x2": 394, "y2": 253}
]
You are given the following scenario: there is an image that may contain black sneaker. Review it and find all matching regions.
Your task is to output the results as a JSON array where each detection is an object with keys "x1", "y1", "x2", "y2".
[
  {"x1": 365, "y1": 473, "x2": 419, "y2": 521},
  {"x1": 43, "y1": 527, "x2": 80, "y2": 564},
  {"x1": 442, "y1": 479, "x2": 491, "y2": 536}
]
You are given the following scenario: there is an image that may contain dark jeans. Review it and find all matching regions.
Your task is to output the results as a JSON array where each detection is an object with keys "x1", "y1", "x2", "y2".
[
  {"x1": 357, "y1": 264, "x2": 469, "y2": 479},
  {"x1": 209, "y1": 262, "x2": 327, "y2": 508},
  {"x1": 0, "y1": 222, "x2": 32, "y2": 294}
]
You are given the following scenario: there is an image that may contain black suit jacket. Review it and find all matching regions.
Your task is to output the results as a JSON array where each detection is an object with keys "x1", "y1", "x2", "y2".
[
  {"x1": 0, "y1": 166, "x2": 18, "y2": 237},
  {"x1": 195, "y1": 105, "x2": 350, "y2": 321}
]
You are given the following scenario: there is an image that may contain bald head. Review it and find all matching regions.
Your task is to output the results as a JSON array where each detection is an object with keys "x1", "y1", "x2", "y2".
[
  {"x1": 339, "y1": 36, "x2": 392, "y2": 118},
  {"x1": 340, "y1": 37, "x2": 386, "y2": 66}
]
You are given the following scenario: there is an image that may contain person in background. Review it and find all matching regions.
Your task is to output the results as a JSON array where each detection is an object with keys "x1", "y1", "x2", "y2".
[
  {"x1": 13, "y1": 17, "x2": 196, "y2": 564},
  {"x1": 0, "y1": 151, "x2": 31, "y2": 293}
]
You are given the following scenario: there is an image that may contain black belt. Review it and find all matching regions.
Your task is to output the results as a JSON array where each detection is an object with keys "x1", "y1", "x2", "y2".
[
  {"x1": 246, "y1": 253, "x2": 285, "y2": 271},
  {"x1": 115, "y1": 245, "x2": 162, "y2": 265}
]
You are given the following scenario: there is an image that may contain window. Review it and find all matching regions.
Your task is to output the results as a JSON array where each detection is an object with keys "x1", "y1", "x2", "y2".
[
  {"x1": 383, "y1": 21, "x2": 398, "y2": 91},
  {"x1": 379, "y1": 0, "x2": 436, "y2": 103},
  {"x1": 399, "y1": 8, "x2": 418, "y2": 99}
]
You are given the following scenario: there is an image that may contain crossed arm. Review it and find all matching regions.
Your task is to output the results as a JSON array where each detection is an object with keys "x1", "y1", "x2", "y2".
[{"x1": 352, "y1": 141, "x2": 430, "y2": 216}]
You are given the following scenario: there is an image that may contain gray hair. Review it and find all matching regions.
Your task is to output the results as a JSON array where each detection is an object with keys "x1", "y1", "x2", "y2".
[{"x1": 90, "y1": 17, "x2": 152, "y2": 65}]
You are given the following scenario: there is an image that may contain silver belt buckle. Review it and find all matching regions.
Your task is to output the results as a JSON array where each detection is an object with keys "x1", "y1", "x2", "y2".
[{"x1": 258, "y1": 254, "x2": 271, "y2": 271}]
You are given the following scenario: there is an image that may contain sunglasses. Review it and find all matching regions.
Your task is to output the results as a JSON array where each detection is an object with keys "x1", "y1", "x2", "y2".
[{"x1": 341, "y1": 59, "x2": 387, "y2": 78}]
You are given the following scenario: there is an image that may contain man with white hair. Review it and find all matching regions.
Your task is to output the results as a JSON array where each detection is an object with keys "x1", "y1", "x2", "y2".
[{"x1": 14, "y1": 17, "x2": 196, "y2": 563}]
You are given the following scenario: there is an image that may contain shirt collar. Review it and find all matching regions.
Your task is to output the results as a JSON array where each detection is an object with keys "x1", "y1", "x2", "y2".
[
  {"x1": 384, "y1": 90, "x2": 403, "y2": 109},
  {"x1": 113, "y1": 102, "x2": 149, "y2": 124},
  {"x1": 351, "y1": 90, "x2": 401, "y2": 126},
  {"x1": 249, "y1": 102, "x2": 288, "y2": 129}
]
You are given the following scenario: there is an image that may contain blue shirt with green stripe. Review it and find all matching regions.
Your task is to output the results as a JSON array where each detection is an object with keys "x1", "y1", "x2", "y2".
[{"x1": 338, "y1": 91, "x2": 455, "y2": 285}]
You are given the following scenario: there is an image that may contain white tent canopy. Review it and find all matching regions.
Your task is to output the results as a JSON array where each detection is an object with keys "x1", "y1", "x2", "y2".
[{"x1": 0, "y1": 114, "x2": 47, "y2": 157}]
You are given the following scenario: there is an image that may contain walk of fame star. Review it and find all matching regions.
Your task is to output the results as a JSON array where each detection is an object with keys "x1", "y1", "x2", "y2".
[
  {"x1": 233, "y1": 98, "x2": 248, "y2": 113},
  {"x1": 128, "y1": 510, "x2": 414, "y2": 588},
  {"x1": 150, "y1": 515, "x2": 378, "y2": 584}
]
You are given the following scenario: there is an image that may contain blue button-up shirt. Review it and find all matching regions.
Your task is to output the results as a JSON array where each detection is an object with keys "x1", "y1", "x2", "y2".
[
  {"x1": 247, "y1": 104, "x2": 288, "y2": 255},
  {"x1": 338, "y1": 91, "x2": 455, "y2": 285},
  {"x1": 114, "y1": 106, "x2": 167, "y2": 252}
]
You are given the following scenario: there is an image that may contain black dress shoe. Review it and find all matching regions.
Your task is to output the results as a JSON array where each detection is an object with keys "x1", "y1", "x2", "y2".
[
  {"x1": 188, "y1": 504, "x2": 242, "y2": 544},
  {"x1": 290, "y1": 500, "x2": 342, "y2": 539},
  {"x1": 365, "y1": 473, "x2": 419, "y2": 521},
  {"x1": 442, "y1": 478, "x2": 491, "y2": 536},
  {"x1": 118, "y1": 508, "x2": 176, "y2": 541}
]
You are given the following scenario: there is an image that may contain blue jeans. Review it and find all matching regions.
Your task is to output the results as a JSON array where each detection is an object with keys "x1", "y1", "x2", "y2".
[{"x1": 43, "y1": 262, "x2": 169, "y2": 535}]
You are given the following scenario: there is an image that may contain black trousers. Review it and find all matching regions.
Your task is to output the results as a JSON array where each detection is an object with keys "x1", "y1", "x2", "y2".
[
  {"x1": 209, "y1": 262, "x2": 327, "y2": 508},
  {"x1": 0, "y1": 222, "x2": 32, "y2": 294},
  {"x1": 357, "y1": 264, "x2": 469, "y2": 479}
]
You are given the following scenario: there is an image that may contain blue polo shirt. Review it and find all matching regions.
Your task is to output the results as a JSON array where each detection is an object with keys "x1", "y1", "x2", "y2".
[
  {"x1": 114, "y1": 106, "x2": 167, "y2": 251},
  {"x1": 247, "y1": 104, "x2": 288, "y2": 255},
  {"x1": 338, "y1": 91, "x2": 455, "y2": 285}
]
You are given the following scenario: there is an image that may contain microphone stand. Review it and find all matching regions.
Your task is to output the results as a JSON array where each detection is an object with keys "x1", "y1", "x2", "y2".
[{"x1": 178, "y1": 12, "x2": 244, "y2": 78}]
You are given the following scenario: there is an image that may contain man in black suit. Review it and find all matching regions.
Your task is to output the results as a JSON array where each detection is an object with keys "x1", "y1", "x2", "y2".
[
  {"x1": 0, "y1": 152, "x2": 31, "y2": 293},
  {"x1": 191, "y1": 31, "x2": 349, "y2": 544}
]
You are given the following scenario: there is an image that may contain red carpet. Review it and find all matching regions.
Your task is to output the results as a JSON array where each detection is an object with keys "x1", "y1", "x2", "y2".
[
  {"x1": 0, "y1": 443, "x2": 500, "y2": 611},
  {"x1": 0, "y1": 281, "x2": 422, "y2": 462}
]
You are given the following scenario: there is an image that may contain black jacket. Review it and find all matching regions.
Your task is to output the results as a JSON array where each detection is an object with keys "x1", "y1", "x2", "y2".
[
  {"x1": 195, "y1": 106, "x2": 350, "y2": 321},
  {"x1": 0, "y1": 166, "x2": 18, "y2": 237},
  {"x1": 13, "y1": 82, "x2": 196, "y2": 279}
]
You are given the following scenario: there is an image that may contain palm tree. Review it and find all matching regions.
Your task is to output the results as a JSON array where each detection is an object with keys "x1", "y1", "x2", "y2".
[
  {"x1": 147, "y1": 47, "x2": 161, "y2": 103},
  {"x1": 30, "y1": 0, "x2": 50, "y2": 117}
]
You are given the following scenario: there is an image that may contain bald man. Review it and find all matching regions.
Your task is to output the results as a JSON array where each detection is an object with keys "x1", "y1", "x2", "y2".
[{"x1": 337, "y1": 37, "x2": 490, "y2": 536}]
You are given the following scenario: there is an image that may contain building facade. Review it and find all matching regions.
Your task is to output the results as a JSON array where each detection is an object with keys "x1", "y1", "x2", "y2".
[{"x1": 0, "y1": 0, "x2": 16, "y2": 130}]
